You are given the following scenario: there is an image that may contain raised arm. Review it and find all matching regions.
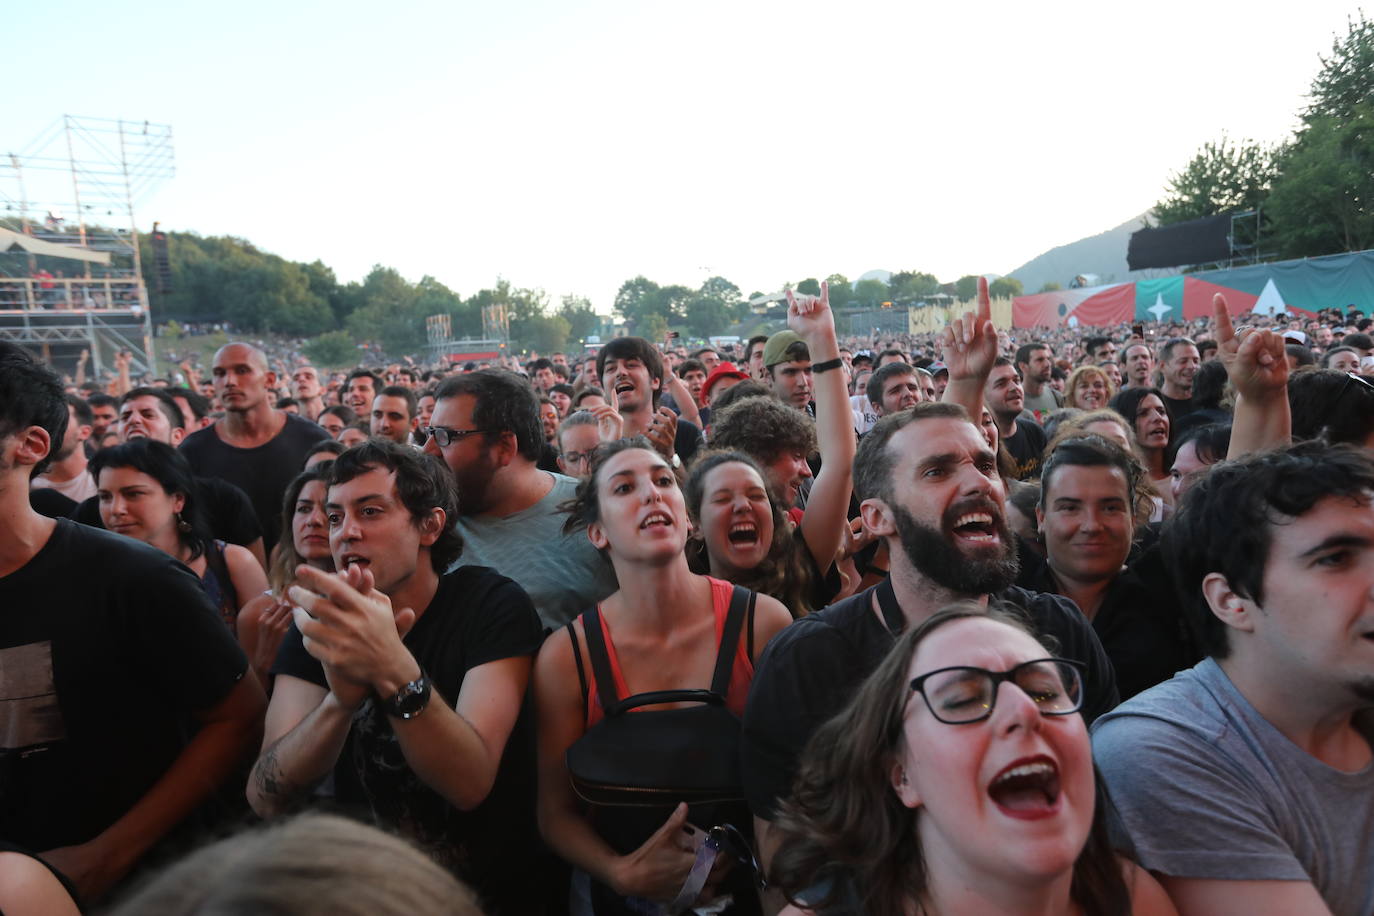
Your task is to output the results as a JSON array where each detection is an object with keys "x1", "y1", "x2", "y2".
[
  {"x1": 788, "y1": 282, "x2": 854, "y2": 571},
  {"x1": 941, "y1": 276, "x2": 999, "y2": 423},
  {"x1": 1213, "y1": 294, "x2": 1290, "y2": 459}
]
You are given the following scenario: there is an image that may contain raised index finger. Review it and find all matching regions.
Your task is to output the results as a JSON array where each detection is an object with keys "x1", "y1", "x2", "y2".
[
  {"x1": 1213, "y1": 293, "x2": 1236, "y2": 344},
  {"x1": 977, "y1": 276, "x2": 991, "y2": 324}
]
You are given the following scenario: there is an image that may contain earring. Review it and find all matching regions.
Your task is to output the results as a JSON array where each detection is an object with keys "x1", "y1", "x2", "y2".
[{"x1": 176, "y1": 512, "x2": 193, "y2": 535}]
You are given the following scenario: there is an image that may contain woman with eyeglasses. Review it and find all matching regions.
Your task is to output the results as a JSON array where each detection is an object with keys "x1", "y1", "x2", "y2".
[
  {"x1": 533, "y1": 438, "x2": 792, "y2": 914},
  {"x1": 770, "y1": 603, "x2": 1175, "y2": 916}
]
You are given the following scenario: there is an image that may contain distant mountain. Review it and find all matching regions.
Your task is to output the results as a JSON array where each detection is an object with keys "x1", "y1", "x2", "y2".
[{"x1": 1006, "y1": 212, "x2": 1157, "y2": 293}]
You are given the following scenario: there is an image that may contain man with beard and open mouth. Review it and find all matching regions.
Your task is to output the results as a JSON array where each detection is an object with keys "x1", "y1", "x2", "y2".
[{"x1": 742, "y1": 288, "x2": 1119, "y2": 880}]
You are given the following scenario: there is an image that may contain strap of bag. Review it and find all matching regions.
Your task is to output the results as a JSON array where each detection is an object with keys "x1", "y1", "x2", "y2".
[
  {"x1": 746, "y1": 590, "x2": 758, "y2": 661},
  {"x1": 565, "y1": 622, "x2": 589, "y2": 710},
  {"x1": 579, "y1": 606, "x2": 622, "y2": 715},
  {"x1": 664, "y1": 833, "x2": 724, "y2": 915},
  {"x1": 710, "y1": 586, "x2": 751, "y2": 696}
]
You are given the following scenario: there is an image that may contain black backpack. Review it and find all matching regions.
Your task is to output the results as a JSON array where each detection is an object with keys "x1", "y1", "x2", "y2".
[{"x1": 565, "y1": 586, "x2": 761, "y2": 913}]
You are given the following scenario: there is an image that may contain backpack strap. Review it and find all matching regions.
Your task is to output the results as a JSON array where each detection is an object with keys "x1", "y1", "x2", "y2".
[
  {"x1": 565, "y1": 622, "x2": 589, "y2": 711},
  {"x1": 746, "y1": 590, "x2": 758, "y2": 662},
  {"x1": 710, "y1": 586, "x2": 752, "y2": 697},
  {"x1": 578, "y1": 606, "x2": 622, "y2": 715}
]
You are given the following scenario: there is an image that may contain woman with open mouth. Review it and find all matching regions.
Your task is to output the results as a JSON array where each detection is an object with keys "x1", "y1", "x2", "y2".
[
  {"x1": 683, "y1": 451, "x2": 846, "y2": 617},
  {"x1": 1111, "y1": 387, "x2": 1177, "y2": 515},
  {"x1": 533, "y1": 438, "x2": 793, "y2": 914},
  {"x1": 769, "y1": 603, "x2": 1175, "y2": 916}
]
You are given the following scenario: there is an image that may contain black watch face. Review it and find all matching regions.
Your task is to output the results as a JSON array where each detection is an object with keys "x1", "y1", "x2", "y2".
[{"x1": 391, "y1": 677, "x2": 430, "y2": 716}]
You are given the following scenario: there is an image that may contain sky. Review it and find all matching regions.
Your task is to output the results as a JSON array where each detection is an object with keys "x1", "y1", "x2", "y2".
[{"x1": 5, "y1": 1, "x2": 1364, "y2": 313}]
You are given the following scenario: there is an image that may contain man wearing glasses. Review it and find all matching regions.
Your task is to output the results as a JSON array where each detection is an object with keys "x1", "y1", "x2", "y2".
[
  {"x1": 1092, "y1": 442, "x2": 1374, "y2": 916},
  {"x1": 423, "y1": 370, "x2": 615, "y2": 629},
  {"x1": 742, "y1": 402, "x2": 1118, "y2": 868}
]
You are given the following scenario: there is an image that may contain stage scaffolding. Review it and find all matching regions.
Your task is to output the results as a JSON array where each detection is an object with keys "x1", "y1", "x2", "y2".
[{"x1": 1, "y1": 115, "x2": 174, "y2": 380}]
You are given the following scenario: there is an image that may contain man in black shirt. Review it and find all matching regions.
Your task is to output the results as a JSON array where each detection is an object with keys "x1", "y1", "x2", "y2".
[
  {"x1": 741, "y1": 403, "x2": 1117, "y2": 862},
  {"x1": 0, "y1": 343, "x2": 264, "y2": 905},
  {"x1": 180, "y1": 343, "x2": 328, "y2": 550},
  {"x1": 985, "y1": 357, "x2": 1047, "y2": 479},
  {"x1": 248, "y1": 441, "x2": 544, "y2": 914},
  {"x1": 1017, "y1": 435, "x2": 1197, "y2": 698},
  {"x1": 1159, "y1": 336, "x2": 1201, "y2": 419}
]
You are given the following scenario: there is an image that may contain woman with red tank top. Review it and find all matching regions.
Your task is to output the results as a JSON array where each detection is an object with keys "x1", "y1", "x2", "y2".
[{"x1": 533, "y1": 438, "x2": 791, "y2": 915}]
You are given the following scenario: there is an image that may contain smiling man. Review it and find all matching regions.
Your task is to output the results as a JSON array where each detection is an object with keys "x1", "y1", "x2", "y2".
[
  {"x1": 742, "y1": 402, "x2": 1118, "y2": 863},
  {"x1": 1094, "y1": 442, "x2": 1374, "y2": 916},
  {"x1": 179, "y1": 343, "x2": 328, "y2": 551},
  {"x1": 1018, "y1": 435, "x2": 1197, "y2": 699},
  {"x1": 985, "y1": 357, "x2": 1046, "y2": 480},
  {"x1": 248, "y1": 440, "x2": 545, "y2": 914},
  {"x1": 597, "y1": 337, "x2": 705, "y2": 468}
]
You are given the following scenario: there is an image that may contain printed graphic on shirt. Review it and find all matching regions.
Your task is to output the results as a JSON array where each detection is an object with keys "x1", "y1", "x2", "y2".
[{"x1": 0, "y1": 642, "x2": 66, "y2": 753}]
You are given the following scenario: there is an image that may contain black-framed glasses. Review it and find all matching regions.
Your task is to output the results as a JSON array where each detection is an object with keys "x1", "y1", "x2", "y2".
[
  {"x1": 706, "y1": 823, "x2": 767, "y2": 891},
  {"x1": 909, "y1": 658, "x2": 1086, "y2": 724},
  {"x1": 422, "y1": 426, "x2": 490, "y2": 447},
  {"x1": 561, "y1": 450, "x2": 593, "y2": 466}
]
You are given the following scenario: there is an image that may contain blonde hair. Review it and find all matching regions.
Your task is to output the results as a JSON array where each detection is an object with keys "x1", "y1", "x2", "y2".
[
  {"x1": 109, "y1": 814, "x2": 483, "y2": 916},
  {"x1": 1064, "y1": 365, "x2": 1116, "y2": 409}
]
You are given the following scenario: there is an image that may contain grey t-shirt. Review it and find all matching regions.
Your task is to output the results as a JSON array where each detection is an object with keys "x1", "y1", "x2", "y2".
[
  {"x1": 1092, "y1": 658, "x2": 1374, "y2": 915},
  {"x1": 449, "y1": 472, "x2": 617, "y2": 629}
]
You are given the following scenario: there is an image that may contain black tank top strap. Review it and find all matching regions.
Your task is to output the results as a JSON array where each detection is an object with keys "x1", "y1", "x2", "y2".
[
  {"x1": 578, "y1": 606, "x2": 622, "y2": 715},
  {"x1": 710, "y1": 586, "x2": 751, "y2": 696},
  {"x1": 565, "y1": 621, "x2": 588, "y2": 710}
]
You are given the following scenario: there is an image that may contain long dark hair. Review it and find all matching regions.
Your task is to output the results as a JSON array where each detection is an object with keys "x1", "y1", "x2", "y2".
[
  {"x1": 682, "y1": 450, "x2": 815, "y2": 616},
  {"x1": 90, "y1": 439, "x2": 207, "y2": 560},
  {"x1": 771, "y1": 603, "x2": 1131, "y2": 916},
  {"x1": 269, "y1": 464, "x2": 336, "y2": 593}
]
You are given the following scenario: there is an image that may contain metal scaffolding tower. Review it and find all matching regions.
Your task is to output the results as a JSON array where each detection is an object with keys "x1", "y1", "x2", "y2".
[{"x1": 1, "y1": 115, "x2": 174, "y2": 380}]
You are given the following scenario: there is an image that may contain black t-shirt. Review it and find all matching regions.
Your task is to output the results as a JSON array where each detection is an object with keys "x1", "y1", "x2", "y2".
[
  {"x1": 272, "y1": 566, "x2": 545, "y2": 914},
  {"x1": 741, "y1": 579, "x2": 1119, "y2": 820},
  {"x1": 1003, "y1": 417, "x2": 1048, "y2": 480},
  {"x1": 1017, "y1": 547, "x2": 1200, "y2": 701},
  {"x1": 29, "y1": 487, "x2": 77, "y2": 520},
  {"x1": 1160, "y1": 393, "x2": 1196, "y2": 420},
  {"x1": 674, "y1": 418, "x2": 706, "y2": 465},
  {"x1": 0, "y1": 520, "x2": 248, "y2": 851},
  {"x1": 179, "y1": 413, "x2": 328, "y2": 551},
  {"x1": 71, "y1": 475, "x2": 262, "y2": 547}
]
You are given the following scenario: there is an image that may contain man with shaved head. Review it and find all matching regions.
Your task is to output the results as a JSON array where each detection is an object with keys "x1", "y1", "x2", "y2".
[{"x1": 179, "y1": 343, "x2": 329, "y2": 550}]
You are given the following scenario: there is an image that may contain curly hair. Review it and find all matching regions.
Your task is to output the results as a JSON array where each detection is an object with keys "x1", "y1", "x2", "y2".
[
  {"x1": 682, "y1": 450, "x2": 815, "y2": 616},
  {"x1": 770, "y1": 603, "x2": 1129, "y2": 916},
  {"x1": 709, "y1": 395, "x2": 816, "y2": 466},
  {"x1": 1064, "y1": 365, "x2": 1116, "y2": 410}
]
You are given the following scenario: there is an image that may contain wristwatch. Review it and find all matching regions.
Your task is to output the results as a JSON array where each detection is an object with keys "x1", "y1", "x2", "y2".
[{"x1": 384, "y1": 672, "x2": 432, "y2": 720}]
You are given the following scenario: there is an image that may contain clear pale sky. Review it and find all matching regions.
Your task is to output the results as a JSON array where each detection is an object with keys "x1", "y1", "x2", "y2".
[{"x1": 5, "y1": 1, "x2": 1363, "y2": 311}]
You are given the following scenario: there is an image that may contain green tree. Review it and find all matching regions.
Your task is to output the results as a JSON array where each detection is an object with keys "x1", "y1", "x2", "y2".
[
  {"x1": 1267, "y1": 108, "x2": 1374, "y2": 256},
  {"x1": 558, "y1": 294, "x2": 600, "y2": 342},
  {"x1": 1305, "y1": 11, "x2": 1374, "y2": 125},
  {"x1": 685, "y1": 296, "x2": 732, "y2": 338},
  {"x1": 989, "y1": 277, "x2": 1024, "y2": 299},
  {"x1": 890, "y1": 270, "x2": 941, "y2": 300},
  {"x1": 522, "y1": 313, "x2": 571, "y2": 353},
  {"x1": 824, "y1": 274, "x2": 853, "y2": 308},
  {"x1": 1039, "y1": 281, "x2": 1063, "y2": 293},
  {"x1": 1152, "y1": 137, "x2": 1277, "y2": 225},
  {"x1": 303, "y1": 330, "x2": 359, "y2": 367},
  {"x1": 795, "y1": 278, "x2": 821, "y2": 296},
  {"x1": 613, "y1": 276, "x2": 665, "y2": 332},
  {"x1": 852, "y1": 278, "x2": 891, "y2": 306},
  {"x1": 954, "y1": 275, "x2": 980, "y2": 302}
]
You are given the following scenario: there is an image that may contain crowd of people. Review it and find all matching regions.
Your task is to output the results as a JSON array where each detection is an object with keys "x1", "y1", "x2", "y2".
[{"x1": 2, "y1": 279, "x2": 1372, "y2": 915}]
